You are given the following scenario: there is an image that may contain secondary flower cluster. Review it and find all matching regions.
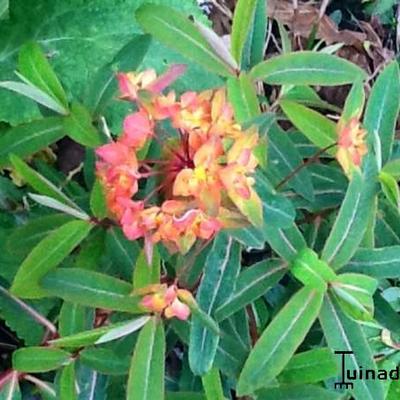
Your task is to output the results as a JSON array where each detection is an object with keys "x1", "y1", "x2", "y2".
[
  {"x1": 336, "y1": 117, "x2": 368, "y2": 176},
  {"x1": 96, "y1": 66, "x2": 262, "y2": 255},
  {"x1": 140, "y1": 284, "x2": 193, "y2": 321}
]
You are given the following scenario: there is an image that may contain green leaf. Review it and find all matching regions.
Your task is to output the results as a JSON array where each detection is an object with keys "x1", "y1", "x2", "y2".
[
  {"x1": 0, "y1": 117, "x2": 66, "y2": 167},
  {"x1": 105, "y1": 227, "x2": 140, "y2": 278},
  {"x1": 127, "y1": 317, "x2": 165, "y2": 400},
  {"x1": 95, "y1": 316, "x2": 150, "y2": 344},
  {"x1": 373, "y1": 292, "x2": 400, "y2": 334},
  {"x1": 90, "y1": 179, "x2": 108, "y2": 219},
  {"x1": 231, "y1": 0, "x2": 257, "y2": 65},
  {"x1": 166, "y1": 394, "x2": 206, "y2": 400},
  {"x1": 382, "y1": 158, "x2": 400, "y2": 179},
  {"x1": 0, "y1": 372, "x2": 21, "y2": 400},
  {"x1": 50, "y1": 319, "x2": 146, "y2": 349},
  {"x1": 237, "y1": 287, "x2": 324, "y2": 395},
  {"x1": 10, "y1": 154, "x2": 78, "y2": 208},
  {"x1": 189, "y1": 234, "x2": 241, "y2": 375},
  {"x1": 268, "y1": 123, "x2": 315, "y2": 201},
  {"x1": 18, "y1": 42, "x2": 68, "y2": 110},
  {"x1": 341, "y1": 80, "x2": 365, "y2": 123},
  {"x1": 264, "y1": 223, "x2": 307, "y2": 262},
  {"x1": 202, "y1": 368, "x2": 225, "y2": 400},
  {"x1": 251, "y1": 51, "x2": 367, "y2": 86},
  {"x1": 380, "y1": 171, "x2": 400, "y2": 209},
  {"x1": 257, "y1": 384, "x2": 341, "y2": 400},
  {"x1": 28, "y1": 193, "x2": 90, "y2": 221},
  {"x1": 344, "y1": 246, "x2": 400, "y2": 278},
  {"x1": 319, "y1": 294, "x2": 385, "y2": 400},
  {"x1": 80, "y1": 347, "x2": 130, "y2": 376},
  {"x1": 133, "y1": 248, "x2": 160, "y2": 290},
  {"x1": 321, "y1": 166, "x2": 378, "y2": 270},
  {"x1": 277, "y1": 348, "x2": 338, "y2": 385},
  {"x1": 63, "y1": 103, "x2": 103, "y2": 148},
  {"x1": 40, "y1": 268, "x2": 142, "y2": 313},
  {"x1": 85, "y1": 34, "x2": 152, "y2": 116},
  {"x1": 136, "y1": 4, "x2": 234, "y2": 77},
  {"x1": 59, "y1": 363, "x2": 77, "y2": 400},
  {"x1": 364, "y1": 61, "x2": 400, "y2": 165},
  {"x1": 11, "y1": 220, "x2": 93, "y2": 298},
  {"x1": 215, "y1": 259, "x2": 287, "y2": 321},
  {"x1": 248, "y1": 0, "x2": 268, "y2": 67},
  {"x1": 227, "y1": 73, "x2": 260, "y2": 124},
  {"x1": 13, "y1": 347, "x2": 71, "y2": 373},
  {"x1": 0, "y1": 80, "x2": 68, "y2": 114},
  {"x1": 59, "y1": 302, "x2": 93, "y2": 337},
  {"x1": 6, "y1": 214, "x2": 73, "y2": 258},
  {"x1": 330, "y1": 273, "x2": 378, "y2": 321},
  {"x1": 0, "y1": 285, "x2": 45, "y2": 346},
  {"x1": 291, "y1": 248, "x2": 336, "y2": 292},
  {"x1": 280, "y1": 100, "x2": 337, "y2": 154}
]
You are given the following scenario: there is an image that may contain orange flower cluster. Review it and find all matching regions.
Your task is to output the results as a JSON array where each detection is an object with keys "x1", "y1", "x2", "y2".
[
  {"x1": 96, "y1": 65, "x2": 263, "y2": 256},
  {"x1": 140, "y1": 284, "x2": 193, "y2": 321},
  {"x1": 336, "y1": 118, "x2": 368, "y2": 176}
]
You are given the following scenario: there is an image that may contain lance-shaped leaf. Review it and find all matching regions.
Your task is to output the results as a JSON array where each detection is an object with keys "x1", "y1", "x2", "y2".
[
  {"x1": 13, "y1": 347, "x2": 71, "y2": 373},
  {"x1": 6, "y1": 214, "x2": 73, "y2": 258},
  {"x1": 50, "y1": 318, "x2": 148, "y2": 349},
  {"x1": 80, "y1": 348, "x2": 130, "y2": 376},
  {"x1": 344, "y1": 246, "x2": 400, "y2": 278},
  {"x1": 136, "y1": 5, "x2": 235, "y2": 77},
  {"x1": 330, "y1": 273, "x2": 378, "y2": 321},
  {"x1": 341, "y1": 80, "x2": 365, "y2": 123},
  {"x1": 227, "y1": 73, "x2": 260, "y2": 124},
  {"x1": 189, "y1": 234, "x2": 241, "y2": 375},
  {"x1": 18, "y1": 42, "x2": 68, "y2": 110},
  {"x1": 58, "y1": 362, "x2": 77, "y2": 400},
  {"x1": 90, "y1": 179, "x2": 107, "y2": 219},
  {"x1": 247, "y1": 0, "x2": 268, "y2": 67},
  {"x1": 257, "y1": 384, "x2": 341, "y2": 400},
  {"x1": 215, "y1": 259, "x2": 287, "y2": 321},
  {"x1": 321, "y1": 162, "x2": 378, "y2": 270},
  {"x1": 291, "y1": 248, "x2": 336, "y2": 292},
  {"x1": 373, "y1": 292, "x2": 400, "y2": 334},
  {"x1": 59, "y1": 302, "x2": 93, "y2": 337},
  {"x1": 379, "y1": 171, "x2": 400, "y2": 209},
  {"x1": 202, "y1": 368, "x2": 225, "y2": 400},
  {"x1": 10, "y1": 154, "x2": 78, "y2": 209},
  {"x1": 11, "y1": 220, "x2": 93, "y2": 298},
  {"x1": 237, "y1": 287, "x2": 324, "y2": 395},
  {"x1": 231, "y1": 0, "x2": 257, "y2": 65},
  {"x1": 0, "y1": 80, "x2": 68, "y2": 114},
  {"x1": 364, "y1": 61, "x2": 400, "y2": 165},
  {"x1": 133, "y1": 248, "x2": 160, "y2": 290},
  {"x1": 277, "y1": 348, "x2": 338, "y2": 385},
  {"x1": 0, "y1": 371, "x2": 21, "y2": 400},
  {"x1": 280, "y1": 100, "x2": 337, "y2": 154},
  {"x1": 40, "y1": 268, "x2": 142, "y2": 313},
  {"x1": 264, "y1": 223, "x2": 307, "y2": 262},
  {"x1": 382, "y1": 158, "x2": 400, "y2": 179},
  {"x1": 251, "y1": 51, "x2": 367, "y2": 86},
  {"x1": 28, "y1": 194, "x2": 89, "y2": 221},
  {"x1": 127, "y1": 317, "x2": 165, "y2": 400},
  {"x1": 0, "y1": 117, "x2": 66, "y2": 167},
  {"x1": 85, "y1": 34, "x2": 151, "y2": 116},
  {"x1": 268, "y1": 123, "x2": 315, "y2": 201},
  {"x1": 319, "y1": 294, "x2": 385, "y2": 400},
  {"x1": 63, "y1": 103, "x2": 103, "y2": 148}
]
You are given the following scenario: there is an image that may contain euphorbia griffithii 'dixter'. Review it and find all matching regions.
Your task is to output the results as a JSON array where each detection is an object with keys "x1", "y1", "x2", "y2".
[{"x1": 96, "y1": 65, "x2": 263, "y2": 258}]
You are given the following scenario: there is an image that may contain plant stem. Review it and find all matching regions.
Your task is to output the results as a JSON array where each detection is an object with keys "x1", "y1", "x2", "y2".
[{"x1": 275, "y1": 142, "x2": 337, "y2": 191}]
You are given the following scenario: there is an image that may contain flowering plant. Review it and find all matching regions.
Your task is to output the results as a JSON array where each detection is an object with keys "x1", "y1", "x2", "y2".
[
  {"x1": 1, "y1": 1, "x2": 400, "y2": 400},
  {"x1": 96, "y1": 66, "x2": 262, "y2": 258}
]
